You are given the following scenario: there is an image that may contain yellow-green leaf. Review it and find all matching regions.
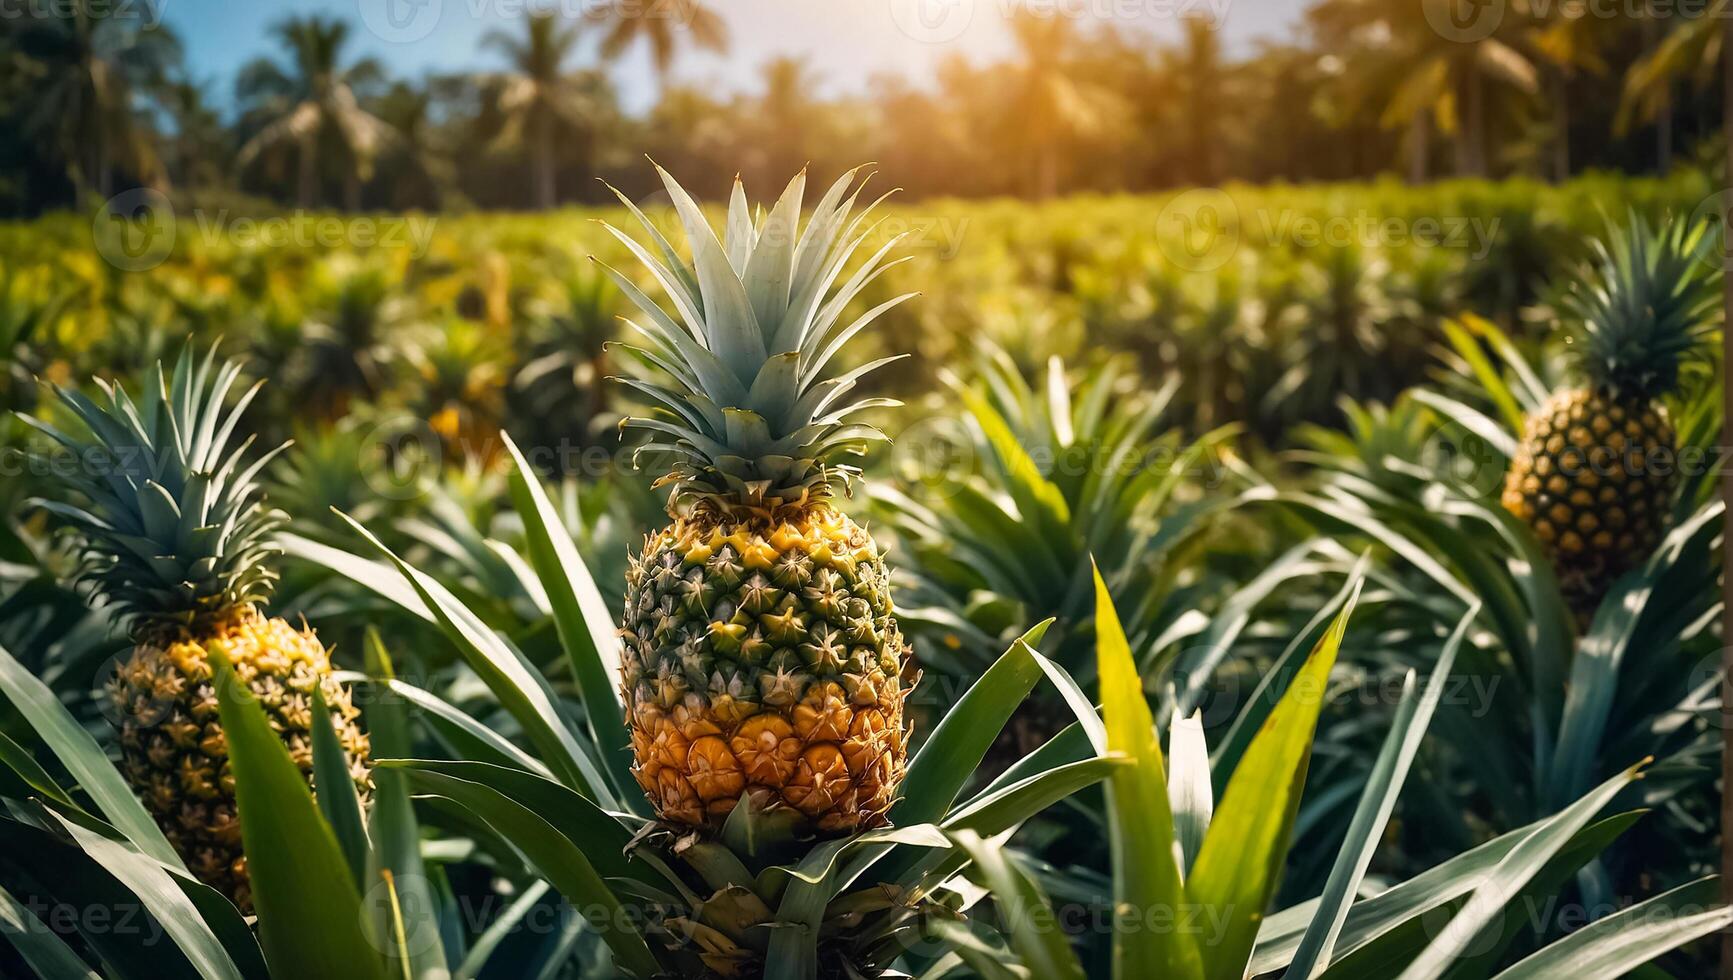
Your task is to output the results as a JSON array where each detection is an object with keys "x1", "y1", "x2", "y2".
[
  {"x1": 1186, "y1": 576, "x2": 1362, "y2": 980},
  {"x1": 1095, "y1": 563, "x2": 1203, "y2": 980}
]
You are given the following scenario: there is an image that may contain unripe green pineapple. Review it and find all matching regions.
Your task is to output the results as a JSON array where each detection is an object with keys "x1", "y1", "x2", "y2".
[
  {"x1": 21, "y1": 350, "x2": 370, "y2": 910},
  {"x1": 1502, "y1": 216, "x2": 1716, "y2": 612},
  {"x1": 605, "y1": 165, "x2": 915, "y2": 835}
]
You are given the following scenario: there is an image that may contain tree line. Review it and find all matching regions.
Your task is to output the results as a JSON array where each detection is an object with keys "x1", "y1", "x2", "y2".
[{"x1": 0, "y1": 0, "x2": 1724, "y2": 215}]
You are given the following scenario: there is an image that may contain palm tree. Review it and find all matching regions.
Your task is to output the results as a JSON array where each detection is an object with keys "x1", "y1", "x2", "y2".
[
  {"x1": 599, "y1": 0, "x2": 727, "y2": 92},
  {"x1": 758, "y1": 56, "x2": 818, "y2": 182},
  {"x1": 1178, "y1": 16, "x2": 1222, "y2": 186},
  {"x1": 1619, "y1": 0, "x2": 1723, "y2": 172},
  {"x1": 8, "y1": 0, "x2": 180, "y2": 197},
  {"x1": 642, "y1": 84, "x2": 736, "y2": 188},
  {"x1": 1312, "y1": 0, "x2": 1537, "y2": 179},
  {"x1": 1309, "y1": 4, "x2": 1430, "y2": 181},
  {"x1": 374, "y1": 80, "x2": 454, "y2": 210},
  {"x1": 480, "y1": 12, "x2": 592, "y2": 210},
  {"x1": 236, "y1": 15, "x2": 390, "y2": 209},
  {"x1": 162, "y1": 78, "x2": 228, "y2": 192},
  {"x1": 1528, "y1": 10, "x2": 1618, "y2": 181},
  {"x1": 1005, "y1": 13, "x2": 1123, "y2": 198}
]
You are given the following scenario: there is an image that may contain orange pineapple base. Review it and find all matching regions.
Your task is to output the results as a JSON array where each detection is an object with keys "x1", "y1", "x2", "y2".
[{"x1": 620, "y1": 506, "x2": 912, "y2": 835}]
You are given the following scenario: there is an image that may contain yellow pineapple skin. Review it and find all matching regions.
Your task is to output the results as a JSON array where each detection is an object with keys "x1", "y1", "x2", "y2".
[
  {"x1": 1501, "y1": 387, "x2": 1678, "y2": 611},
  {"x1": 108, "y1": 607, "x2": 370, "y2": 910},
  {"x1": 620, "y1": 506, "x2": 911, "y2": 835}
]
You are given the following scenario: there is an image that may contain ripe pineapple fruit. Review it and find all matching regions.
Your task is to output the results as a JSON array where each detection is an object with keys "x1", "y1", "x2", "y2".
[
  {"x1": 605, "y1": 165, "x2": 915, "y2": 835},
  {"x1": 20, "y1": 349, "x2": 370, "y2": 909},
  {"x1": 1501, "y1": 215, "x2": 1716, "y2": 612}
]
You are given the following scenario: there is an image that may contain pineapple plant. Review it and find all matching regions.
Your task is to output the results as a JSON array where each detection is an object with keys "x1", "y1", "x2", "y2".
[
  {"x1": 1289, "y1": 218, "x2": 1727, "y2": 904},
  {"x1": 1500, "y1": 215, "x2": 1716, "y2": 612},
  {"x1": 511, "y1": 257, "x2": 622, "y2": 451},
  {"x1": 17, "y1": 348, "x2": 370, "y2": 909},
  {"x1": 603, "y1": 165, "x2": 915, "y2": 835}
]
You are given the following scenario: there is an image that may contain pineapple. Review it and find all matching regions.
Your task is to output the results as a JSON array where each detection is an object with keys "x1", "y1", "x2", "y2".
[
  {"x1": 20, "y1": 349, "x2": 370, "y2": 909},
  {"x1": 605, "y1": 165, "x2": 915, "y2": 835},
  {"x1": 1501, "y1": 216, "x2": 1716, "y2": 612}
]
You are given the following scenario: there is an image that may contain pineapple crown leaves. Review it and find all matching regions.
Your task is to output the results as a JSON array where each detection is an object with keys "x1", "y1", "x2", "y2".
[
  {"x1": 596, "y1": 163, "x2": 916, "y2": 515},
  {"x1": 16, "y1": 346, "x2": 288, "y2": 636},
  {"x1": 1561, "y1": 211, "x2": 1720, "y2": 399}
]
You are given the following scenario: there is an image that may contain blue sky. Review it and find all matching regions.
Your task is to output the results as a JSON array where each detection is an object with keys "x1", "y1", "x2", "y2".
[{"x1": 162, "y1": 0, "x2": 1308, "y2": 117}]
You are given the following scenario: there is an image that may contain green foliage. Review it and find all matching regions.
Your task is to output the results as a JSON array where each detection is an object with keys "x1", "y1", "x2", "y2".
[
  {"x1": 0, "y1": 177, "x2": 1726, "y2": 979},
  {"x1": 209, "y1": 645, "x2": 385, "y2": 980},
  {"x1": 1562, "y1": 213, "x2": 1718, "y2": 397},
  {"x1": 880, "y1": 342, "x2": 1229, "y2": 681},
  {"x1": 1095, "y1": 565, "x2": 1200, "y2": 979},
  {"x1": 17, "y1": 348, "x2": 286, "y2": 634},
  {"x1": 1270, "y1": 216, "x2": 1726, "y2": 968}
]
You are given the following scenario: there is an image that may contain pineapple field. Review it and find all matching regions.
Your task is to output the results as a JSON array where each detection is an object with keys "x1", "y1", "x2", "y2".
[{"x1": 0, "y1": 167, "x2": 1730, "y2": 980}]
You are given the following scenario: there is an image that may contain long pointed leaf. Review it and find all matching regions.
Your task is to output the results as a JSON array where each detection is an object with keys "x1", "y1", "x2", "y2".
[
  {"x1": 335, "y1": 512, "x2": 603, "y2": 800},
  {"x1": 949, "y1": 829, "x2": 1086, "y2": 980},
  {"x1": 209, "y1": 647, "x2": 385, "y2": 980},
  {"x1": 1187, "y1": 575, "x2": 1362, "y2": 980},
  {"x1": 311, "y1": 684, "x2": 370, "y2": 891},
  {"x1": 0, "y1": 881, "x2": 100, "y2": 980},
  {"x1": 398, "y1": 768, "x2": 659, "y2": 976},
  {"x1": 1289, "y1": 605, "x2": 1475, "y2": 978},
  {"x1": 894, "y1": 620, "x2": 1054, "y2": 826},
  {"x1": 0, "y1": 642, "x2": 181, "y2": 868},
  {"x1": 1490, "y1": 878, "x2": 1733, "y2": 979},
  {"x1": 1395, "y1": 764, "x2": 1646, "y2": 980},
  {"x1": 46, "y1": 813, "x2": 248, "y2": 980},
  {"x1": 360, "y1": 632, "x2": 451, "y2": 980},
  {"x1": 501, "y1": 435, "x2": 639, "y2": 811},
  {"x1": 1252, "y1": 814, "x2": 1641, "y2": 976},
  {"x1": 1166, "y1": 711, "x2": 1212, "y2": 880},
  {"x1": 1095, "y1": 564, "x2": 1202, "y2": 980}
]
